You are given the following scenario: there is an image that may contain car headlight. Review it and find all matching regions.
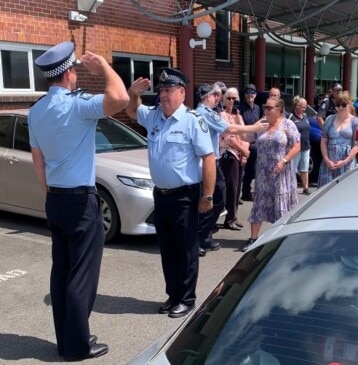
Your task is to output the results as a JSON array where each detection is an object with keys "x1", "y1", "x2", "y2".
[{"x1": 117, "y1": 175, "x2": 154, "y2": 190}]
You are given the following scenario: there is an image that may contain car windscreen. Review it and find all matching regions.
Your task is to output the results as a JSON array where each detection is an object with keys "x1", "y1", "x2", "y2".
[
  {"x1": 166, "y1": 231, "x2": 358, "y2": 365},
  {"x1": 95, "y1": 117, "x2": 147, "y2": 153}
]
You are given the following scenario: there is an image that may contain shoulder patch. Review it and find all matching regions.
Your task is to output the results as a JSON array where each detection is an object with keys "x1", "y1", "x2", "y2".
[
  {"x1": 187, "y1": 108, "x2": 201, "y2": 117},
  {"x1": 79, "y1": 93, "x2": 95, "y2": 100},
  {"x1": 198, "y1": 118, "x2": 209, "y2": 133},
  {"x1": 210, "y1": 112, "x2": 221, "y2": 122}
]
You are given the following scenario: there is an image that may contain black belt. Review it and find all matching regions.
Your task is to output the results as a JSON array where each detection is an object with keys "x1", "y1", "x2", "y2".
[
  {"x1": 47, "y1": 186, "x2": 97, "y2": 195},
  {"x1": 154, "y1": 183, "x2": 199, "y2": 196}
]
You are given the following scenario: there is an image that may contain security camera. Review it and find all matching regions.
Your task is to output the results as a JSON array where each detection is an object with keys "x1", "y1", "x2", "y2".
[{"x1": 69, "y1": 11, "x2": 88, "y2": 22}]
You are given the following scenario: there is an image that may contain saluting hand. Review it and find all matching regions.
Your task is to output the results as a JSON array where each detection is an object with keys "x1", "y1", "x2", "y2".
[
  {"x1": 80, "y1": 51, "x2": 108, "y2": 76},
  {"x1": 129, "y1": 77, "x2": 151, "y2": 96}
]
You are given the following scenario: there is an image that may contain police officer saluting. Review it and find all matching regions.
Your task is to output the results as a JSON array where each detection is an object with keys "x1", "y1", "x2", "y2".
[
  {"x1": 195, "y1": 84, "x2": 269, "y2": 256},
  {"x1": 29, "y1": 41, "x2": 129, "y2": 361},
  {"x1": 126, "y1": 68, "x2": 216, "y2": 318},
  {"x1": 317, "y1": 82, "x2": 343, "y2": 128}
]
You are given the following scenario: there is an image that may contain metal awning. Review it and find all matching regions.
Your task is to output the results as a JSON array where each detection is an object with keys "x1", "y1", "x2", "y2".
[{"x1": 130, "y1": 0, "x2": 358, "y2": 54}]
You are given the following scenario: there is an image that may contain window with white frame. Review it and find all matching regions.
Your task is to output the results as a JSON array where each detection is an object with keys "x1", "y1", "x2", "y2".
[
  {"x1": 215, "y1": 10, "x2": 230, "y2": 62},
  {"x1": 0, "y1": 42, "x2": 49, "y2": 93},
  {"x1": 112, "y1": 53, "x2": 170, "y2": 101}
]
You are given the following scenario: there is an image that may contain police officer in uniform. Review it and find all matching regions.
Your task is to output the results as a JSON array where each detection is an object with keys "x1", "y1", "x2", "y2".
[
  {"x1": 317, "y1": 82, "x2": 343, "y2": 128},
  {"x1": 126, "y1": 68, "x2": 216, "y2": 318},
  {"x1": 29, "y1": 41, "x2": 129, "y2": 361},
  {"x1": 195, "y1": 84, "x2": 269, "y2": 256}
]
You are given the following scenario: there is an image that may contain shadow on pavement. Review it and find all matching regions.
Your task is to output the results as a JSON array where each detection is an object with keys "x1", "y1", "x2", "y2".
[
  {"x1": 43, "y1": 293, "x2": 162, "y2": 315},
  {"x1": 0, "y1": 333, "x2": 58, "y2": 362}
]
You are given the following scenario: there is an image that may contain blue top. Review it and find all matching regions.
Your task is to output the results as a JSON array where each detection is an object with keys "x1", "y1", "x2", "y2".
[
  {"x1": 28, "y1": 86, "x2": 105, "y2": 187},
  {"x1": 137, "y1": 103, "x2": 214, "y2": 189},
  {"x1": 196, "y1": 103, "x2": 228, "y2": 158},
  {"x1": 239, "y1": 101, "x2": 261, "y2": 125},
  {"x1": 288, "y1": 112, "x2": 311, "y2": 151}
]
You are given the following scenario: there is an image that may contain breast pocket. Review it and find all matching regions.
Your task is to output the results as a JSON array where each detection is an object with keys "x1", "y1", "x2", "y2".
[{"x1": 165, "y1": 134, "x2": 190, "y2": 162}]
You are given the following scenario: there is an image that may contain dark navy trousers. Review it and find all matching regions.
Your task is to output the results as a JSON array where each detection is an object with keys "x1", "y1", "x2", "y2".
[
  {"x1": 153, "y1": 184, "x2": 200, "y2": 306},
  {"x1": 198, "y1": 162, "x2": 226, "y2": 248},
  {"x1": 45, "y1": 192, "x2": 104, "y2": 358}
]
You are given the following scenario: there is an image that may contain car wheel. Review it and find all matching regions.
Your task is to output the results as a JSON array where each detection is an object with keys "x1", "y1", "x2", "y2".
[{"x1": 98, "y1": 187, "x2": 121, "y2": 243}]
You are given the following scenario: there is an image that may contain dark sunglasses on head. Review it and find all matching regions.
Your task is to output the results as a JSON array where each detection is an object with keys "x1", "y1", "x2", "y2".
[
  {"x1": 226, "y1": 97, "x2": 237, "y2": 101},
  {"x1": 336, "y1": 102, "x2": 347, "y2": 108},
  {"x1": 262, "y1": 104, "x2": 277, "y2": 111}
]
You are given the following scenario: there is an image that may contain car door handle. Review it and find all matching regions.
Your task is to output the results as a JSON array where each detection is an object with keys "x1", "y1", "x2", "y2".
[{"x1": 5, "y1": 156, "x2": 19, "y2": 164}]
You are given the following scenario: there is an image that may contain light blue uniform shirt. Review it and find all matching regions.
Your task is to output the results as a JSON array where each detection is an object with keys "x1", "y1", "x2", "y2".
[
  {"x1": 28, "y1": 86, "x2": 105, "y2": 187},
  {"x1": 196, "y1": 103, "x2": 228, "y2": 159},
  {"x1": 137, "y1": 103, "x2": 213, "y2": 189}
]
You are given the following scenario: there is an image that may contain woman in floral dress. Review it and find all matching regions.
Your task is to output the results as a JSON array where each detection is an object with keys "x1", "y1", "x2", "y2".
[
  {"x1": 241, "y1": 97, "x2": 300, "y2": 252},
  {"x1": 318, "y1": 91, "x2": 358, "y2": 188}
]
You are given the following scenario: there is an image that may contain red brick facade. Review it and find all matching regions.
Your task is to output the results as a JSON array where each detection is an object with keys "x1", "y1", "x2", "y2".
[{"x1": 0, "y1": 0, "x2": 247, "y2": 125}]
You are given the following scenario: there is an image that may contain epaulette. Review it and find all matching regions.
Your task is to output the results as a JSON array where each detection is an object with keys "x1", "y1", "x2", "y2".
[
  {"x1": 30, "y1": 94, "x2": 47, "y2": 107},
  {"x1": 186, "y1": 108, "x2": 201, "y2": 117},
  {"x1": 148, "y1": 105, "x2": 159, "y2": 110},
  {"x1": 66, "y1": 88, "x2": 87, "y2": 95}
]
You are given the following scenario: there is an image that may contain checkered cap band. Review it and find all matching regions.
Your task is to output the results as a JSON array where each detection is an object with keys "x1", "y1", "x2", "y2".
[{"x1": 42, "y1": 53, "x2": 77, "y2": 78}]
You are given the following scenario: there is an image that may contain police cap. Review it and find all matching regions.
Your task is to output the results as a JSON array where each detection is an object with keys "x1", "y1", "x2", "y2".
[
  {"x1": 196, "y1": 84, "x2": 215, "y2": 100},
  {"x1": 157, "y1": 67, "x2": 189, "y2": 88},
  {"x1": 34, "y1": 41, "x2": 81, "y2": 78},
  {"x1": 332, "y1": 82, "x2": 343, "y2": 91}
]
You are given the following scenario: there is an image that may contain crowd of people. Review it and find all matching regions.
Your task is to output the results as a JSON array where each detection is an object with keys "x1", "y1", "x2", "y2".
[{"x1": 29, "y1": 39, "x2": 358, "y2": 361}]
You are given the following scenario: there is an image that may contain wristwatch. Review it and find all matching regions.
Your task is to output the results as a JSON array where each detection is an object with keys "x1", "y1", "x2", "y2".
[
  {"x1": 282, "y1": 158, "x2": 288, "y2": 164},
  {"x1": 202, "y1": 195, "x2": 213, "y2": 202}
]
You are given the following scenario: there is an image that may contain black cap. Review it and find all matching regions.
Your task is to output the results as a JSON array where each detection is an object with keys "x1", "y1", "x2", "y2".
[
  {"x1": 196, "y1": 84, "x2": 215, "y2": 100},
  {"x1": 34, "y1": 41, "x2": 81, "y2": 78},
  {"x1": 244, "y1": 83, "x2": 257, "y2": 93},
  {"x1": 332, "y1": 82, "x2": 342, "y2": 90},
  {"x1": 157, "y1": 67, "x2": 189, "y2": 88}
]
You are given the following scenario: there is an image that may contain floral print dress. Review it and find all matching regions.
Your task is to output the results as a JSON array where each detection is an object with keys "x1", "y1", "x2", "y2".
[
  {"x1": 249, "y1": 118, "x2": 300, "y2": 224},
  {"x1": 317, "y1": 115, "x2": 358, "y2": 188}
]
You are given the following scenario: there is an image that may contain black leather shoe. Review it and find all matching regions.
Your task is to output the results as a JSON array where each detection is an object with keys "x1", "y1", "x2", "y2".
[
  {"x1": 158, "y1": 298, "x2": 174, "y2": 314},
  {"x1": 168, "y1": 303, "x2": 195, "y2": 318},
  {"x1": 198, "y1": 247, "x2": 206, "y2": 257},
  {"x1": 64, "y1": 343, "x2": 109, "y2": 362},
  {"x1": 240, "y1": 238, "x2": 257, "y2": 252},
  {"x1": 204, "y1": 242, "x2": 221, "y2": 251},
  {"x1": 89, "y1": 335, "x2": 97, "y2": 346},
  {"x1": 224, "y1": 222, "x2": 241, "y2": 231}
]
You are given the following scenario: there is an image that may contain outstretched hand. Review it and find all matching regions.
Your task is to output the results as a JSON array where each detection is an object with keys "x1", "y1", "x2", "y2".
[{"x1": 253, "y1": 118, "x2": 269, "y2": 132}]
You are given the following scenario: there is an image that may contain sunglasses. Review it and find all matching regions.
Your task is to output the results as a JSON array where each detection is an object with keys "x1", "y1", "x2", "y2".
[
  {"x1": 245, "y1": 90, "x2": 256, "y2": 95},
  {"x1": 336, "y1": 102, "x2": 347, "y2": 108},
  {"x1": 226, "y1": 97, "x2": 237, "y2": 101},
  {"x1": 262, "y1": 105, "x2": 277, "y2": 111}
]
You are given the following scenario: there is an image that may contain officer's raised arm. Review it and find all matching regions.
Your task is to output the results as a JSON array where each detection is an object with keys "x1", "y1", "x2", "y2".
[
  {"x1": 126, "y1": 78, "x2": 151, "y2": 119},
  {"x1": 80, "y1": 51, "x2": 129, "y2": 116}
]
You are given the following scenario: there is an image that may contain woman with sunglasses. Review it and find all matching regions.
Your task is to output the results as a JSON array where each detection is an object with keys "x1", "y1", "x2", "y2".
[
  {"x1": 242, "y1": 97, "x2": 300, "y2": 252},
  {"x1": 219, "y1": 87, "x2": 250, "y2": 231},
  {"x1": 317, "y1": 91, "x2": 358, "y2": 188}
]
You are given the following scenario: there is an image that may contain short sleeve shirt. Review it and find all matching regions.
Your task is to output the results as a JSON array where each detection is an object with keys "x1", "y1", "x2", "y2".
[
  {"x1": 137, "y1": 103, "x2": 214, "y2": 189},
  {"x1": 28, "y1": 86, "x2": 105, "y2": 187}
]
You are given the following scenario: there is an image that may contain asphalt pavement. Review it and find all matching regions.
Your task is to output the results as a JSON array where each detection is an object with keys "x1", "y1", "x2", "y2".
[{"x1": 0, "y1": 189, "x2": 313, "y2": 364}]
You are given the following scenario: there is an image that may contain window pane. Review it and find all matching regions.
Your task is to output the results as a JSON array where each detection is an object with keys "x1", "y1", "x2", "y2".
[
  {"x1": 33, "y1": 50, "x2": 48, "y2": 91},
  {"x1": 112, "y1": 57, "x2": 131, "y2": 88},
  {"x1": 133, "y1": 60, "x2": 150, "y2": 81},
  {"x1": 153, "y1": 60, "x2": 169, "y2": 84},
  {"x1": 2, "y1": 51, "x2": 30, "y2": 88},
  {"x1": 216, "y1": 11, "x2": 229, "y2": 61},
  {"x1": 14, "y1": 117, "x2": 30, "y2": 152}
]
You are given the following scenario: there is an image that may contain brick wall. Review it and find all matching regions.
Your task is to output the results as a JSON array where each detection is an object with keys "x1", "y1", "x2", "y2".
[{"x1": 0, "y1": 0, "x2": 246, "y2": 123}]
